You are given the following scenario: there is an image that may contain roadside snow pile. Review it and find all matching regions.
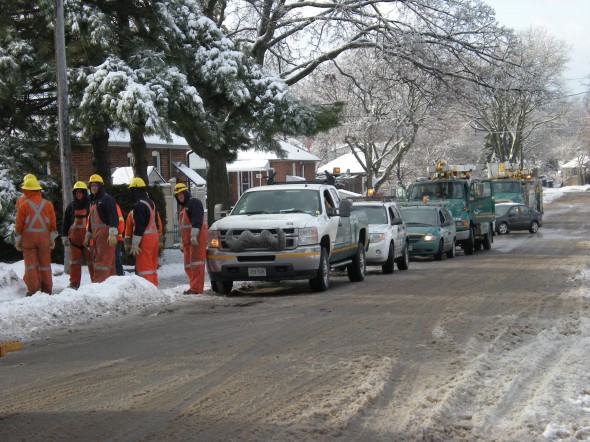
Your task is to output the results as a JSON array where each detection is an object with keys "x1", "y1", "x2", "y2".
[{"x1": 0, "y1": 270, "x2": 185, "y2": 341}]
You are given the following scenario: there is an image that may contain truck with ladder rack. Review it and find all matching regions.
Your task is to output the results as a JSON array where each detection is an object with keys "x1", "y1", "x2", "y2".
[
  {"x1": 407, "y1": 161, "x2": 495, "y2": 255},
  {"x1": 487, "y1": 162, "x2": 543, "y2": 213}
]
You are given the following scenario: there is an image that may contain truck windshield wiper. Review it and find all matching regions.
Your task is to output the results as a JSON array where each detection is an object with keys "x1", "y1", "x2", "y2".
[
  {"x1": 244, "y1": 211, "x2": 269, "y2": 215},
  {"x1": 280, "y1": 209, "x2": 307, "y2": 213}
]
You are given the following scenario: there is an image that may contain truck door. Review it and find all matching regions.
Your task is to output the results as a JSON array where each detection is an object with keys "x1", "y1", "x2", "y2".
[{"x1": 470, "y1": 180, "x2": 495, "y2": 224}]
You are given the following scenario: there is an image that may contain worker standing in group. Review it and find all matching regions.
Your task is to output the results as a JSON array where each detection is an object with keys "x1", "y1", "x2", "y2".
[
  {"x1": 83, "y1": 174, "x2": 119, "y2": 282},
  {"x1": 174, "y1": 183, "x2": 207, "y2": 295},
  {"x1": 128, "y1": 177, "x2": 159, "y2": 286},
  {"x1": 14, "y1": 176, "x2": 58, "y2": 296},
  {"x1": 61, "y1": 181, "x2": 94, "y2": 289}
]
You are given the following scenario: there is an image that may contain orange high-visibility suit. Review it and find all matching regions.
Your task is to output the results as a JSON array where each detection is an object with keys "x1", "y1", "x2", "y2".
[
  {"x1": 86, "y1": 182, "x2": 119, "y2": 283},
  {"x1": 15, "y1": 190, "x2": 58, "y2": 295},
  {"x1": 175, "y1": 186, "x2": 207, "y2": 294},
  {"x1": 62, "y1": 191, "x2": 94, "y2": 288},
  {"x1": 128, "y1": 186, "x2": 160, "y2": 286}
]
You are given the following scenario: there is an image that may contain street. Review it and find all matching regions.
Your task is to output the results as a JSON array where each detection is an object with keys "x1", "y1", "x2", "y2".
[{"x1": 1, "y1": 191, "x2": 589, "y2": 441}]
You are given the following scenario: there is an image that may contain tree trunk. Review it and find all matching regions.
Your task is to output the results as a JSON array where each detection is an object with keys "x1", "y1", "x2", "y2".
[
  {"x1": 130, "y1": 126, "x2": 149, "y2": 183},
  {"x1": 205, "y1": 153, "x2": 230, "y2": 226},
  {"x1": 90, "y1": 129, "x2": 111, "y2": 185}
]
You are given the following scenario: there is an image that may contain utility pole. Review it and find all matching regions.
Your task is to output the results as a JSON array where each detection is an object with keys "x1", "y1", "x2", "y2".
[{"x1": 55, "y1": 0, "x2": 73, "y2": 271}]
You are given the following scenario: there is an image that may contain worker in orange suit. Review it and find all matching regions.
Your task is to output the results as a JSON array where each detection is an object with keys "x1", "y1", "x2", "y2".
[
  {"x1": 61, "y1": 181, "x2": 94, "y2": 289},
  {"x1": 127, "y1": 177, "x2": 159, "y2": 286},
  {"x1": 83, "y1": 174, "x2": 119, "y2": 282},
  {"x1": 124, "y1": 208, "x2": 163, "y2": 252},
  {"x1": 174, "y1": 183, "x2": 207, "y2": 295},
  {"x1": 14, "y1": 176, "x2": 58, "y2": 296}
]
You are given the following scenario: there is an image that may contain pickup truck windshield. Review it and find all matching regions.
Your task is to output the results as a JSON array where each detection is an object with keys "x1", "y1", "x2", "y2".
[{"x1": 232, "y1": 189, "x2": 321, "y2": 215}]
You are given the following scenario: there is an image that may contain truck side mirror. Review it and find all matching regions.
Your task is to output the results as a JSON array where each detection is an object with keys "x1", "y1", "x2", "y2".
[{"x1": 338, "y1": 199, "x2": 351, "y2": 217}]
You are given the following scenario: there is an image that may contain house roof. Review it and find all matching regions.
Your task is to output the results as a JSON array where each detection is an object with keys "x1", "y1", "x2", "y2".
[
  {"x1": 227, "y1": 159, "x2": 270, "y2": 172},
  {"x1": 235, "y1": 139, "x2": 319, "y2": 162},
  {"x1": 562, "y1": 156, "x2": 590, "y2": 169},
  {"x1": 319, "y1": 153, "x2": 367, "y2": 174}
]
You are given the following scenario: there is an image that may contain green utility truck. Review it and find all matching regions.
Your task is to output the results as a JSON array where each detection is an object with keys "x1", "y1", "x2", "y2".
[
  {"x1": 407, "y1": 162, "x2": 495, "y2": 255},
  {"x1": 487, "y1": 162, "x2": 543, "y2": 213}
]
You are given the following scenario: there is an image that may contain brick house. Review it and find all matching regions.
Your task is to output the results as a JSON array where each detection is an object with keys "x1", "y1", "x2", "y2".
[
  {"x1": 560, "y1": 156, "x2": 590, "y2": 186},
  {"x1": 227, "y1": 138, "x2": 320, "y2": 203}
]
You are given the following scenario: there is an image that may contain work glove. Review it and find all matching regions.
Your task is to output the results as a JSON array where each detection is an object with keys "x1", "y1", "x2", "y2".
[
  {"x1": 107, "y1": 234, "x2": 118, "y2": 247},
  {"x1": 159, "y1": 234, "x2": 165, "y2": 249},
  {"x1": 61, "y1": 237, "x2": 70, "y2": 247},
  {"x1": 15, "y1": 239, "x2": 22, "y2": 251},
  {"x1": 130, "y1": 235, "x2": 142, "y2": 256},
  {"x1": 83, "y1": 231, "x2": 92, "y2": 247},
  {"x1": 50, "y1": 239, "x2": 55, "y2": 250},
  {"x1": 130, "y1": 244, "x2": 142, "y2": 256},
  {"x1": 179, "y1": 243, "x2": 184, "y2": 253},
  {"x1": 190, "y1": 228, "x2": 200, "y2": 246},
  {"x1": 124, "y1": 237, "x2": 131, "y2": 254}
]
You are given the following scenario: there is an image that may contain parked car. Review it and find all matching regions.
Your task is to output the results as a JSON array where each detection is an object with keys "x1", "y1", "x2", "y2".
[
  {"x1": 495, "y1": 202, "x2": 543, "y2": 234},
  {"x1": 398, "y1": 205, "x2": 457, "y2": 260},
  {"x1": 351, "y1": 200, "x2": 409, "y2": 273}
]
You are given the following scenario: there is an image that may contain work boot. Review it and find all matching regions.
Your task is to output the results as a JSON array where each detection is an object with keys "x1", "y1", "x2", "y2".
[
  {"x1": 67, "y1": 284, "x2": 80, "y2": 290},
  {"x1": 183, "y1": 289, "x2": 201, "y2": 295},
  {"x1": 25, "y1": 292, "x2": 34, "y2": 297}
]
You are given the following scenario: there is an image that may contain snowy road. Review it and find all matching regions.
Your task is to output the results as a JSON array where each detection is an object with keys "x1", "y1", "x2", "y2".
[{"x1": 1, "y1": 191, "x2": 589, "y2": 441}]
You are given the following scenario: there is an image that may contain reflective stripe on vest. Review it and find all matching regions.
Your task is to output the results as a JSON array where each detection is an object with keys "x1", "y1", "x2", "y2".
[
  {"x1": 140, "y1": 200, "x2": 158, "y2": 234},
  {"x1": 24, "y1": 199, "x2": 49, "y2": 233},
  {"x1": 185, "y1": 260, "x2": 205, "y2": 269},
  {"x1": 89, "y1": 203, "x2": 106, "y2": 229}
]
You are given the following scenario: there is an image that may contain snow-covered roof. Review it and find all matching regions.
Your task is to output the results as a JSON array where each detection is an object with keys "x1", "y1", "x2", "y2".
[
  {"x1": 172, "y1": 162, "x2": 206, "y2": 186},
  {"x1": 227, "y1": 159, "x2": 270, "y2": 172},
  {"x1": 319, "y1": 153, "x2": 367, "y2": 174},
  {"x1": 236, "y1": 139, "x2": 319, "y2": 162},
  {"x1": 111, "y1": 166, "x2": 165, "y2": 185},
  {"x1": 108, "y1": 131, "x2": 189, "y2": 148},
  {"x1": 561, "y1": 156, "x2": 590, "y2": 169}
]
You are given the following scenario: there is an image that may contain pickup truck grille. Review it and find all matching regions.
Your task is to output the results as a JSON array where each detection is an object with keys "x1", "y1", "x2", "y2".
[{"x1": 219, "y1": 228, "x2": 297, "y2": 251}]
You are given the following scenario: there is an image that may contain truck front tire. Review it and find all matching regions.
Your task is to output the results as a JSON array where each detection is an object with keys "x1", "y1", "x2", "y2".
[
  {"x1": 347, "y1": 242, "x2": 366, "y2": 282},
  {"x1": 310, "y1": 247, "x2": 330, "y2": 292}
]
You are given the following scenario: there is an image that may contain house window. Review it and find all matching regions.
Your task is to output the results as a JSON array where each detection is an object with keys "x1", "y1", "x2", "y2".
[
  {"x1": 127, "y1": 153, "x2": 135, "y2": 167},
  {"x1": 152, "y1": 151, "x2": 160, "y2": 172}
]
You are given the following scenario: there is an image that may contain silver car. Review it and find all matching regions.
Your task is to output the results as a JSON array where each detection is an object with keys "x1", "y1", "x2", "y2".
[{"x1": 351, "y1": 201, "x2": 410, "y2": 273}]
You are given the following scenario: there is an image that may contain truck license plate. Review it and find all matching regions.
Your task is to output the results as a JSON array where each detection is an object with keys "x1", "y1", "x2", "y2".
[{"x1": 248, "y1": 267, "x2": 266, "y2": 277}]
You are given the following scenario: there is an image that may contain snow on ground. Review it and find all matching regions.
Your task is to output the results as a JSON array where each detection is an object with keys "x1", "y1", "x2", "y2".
[{"x1": 1, "y1": 185, "x2": 589, "y2": 440}]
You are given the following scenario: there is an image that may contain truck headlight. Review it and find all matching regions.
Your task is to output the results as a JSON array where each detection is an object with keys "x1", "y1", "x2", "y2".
[
  {"x1": 207, "y1": 229, "x2": 220, "y2": 248},
  {"x1": 369, "y1": 233, "x2": 385, "y2": 243},
  {"x1": 298, "y1": 227, "x2": 318, "y2": 245},
  {"x1": 423, "y1": 234, "x2": 437, "y2": 241}
]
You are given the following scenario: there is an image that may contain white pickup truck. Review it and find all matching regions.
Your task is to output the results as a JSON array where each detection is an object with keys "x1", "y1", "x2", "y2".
[{"x1": 206, "y1": 182, "x2": 368, "y2": 294}]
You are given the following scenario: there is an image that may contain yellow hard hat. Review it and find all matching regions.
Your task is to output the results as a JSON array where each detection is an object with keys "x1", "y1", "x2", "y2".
[
  {"x1": 174, "y1": 183, "x2": 188, "y2": 195},
  {"x1": 129, "y1": 177, "x2": 147, "y2": 188},
  {"x1": 22, "y1": 176, "x2": 42, "y2": 191},
  {"x1": 23, "y1": 173, "x2": 37, "y2": 182},
  {"x1": 88, "y1": 174, "x2": 104, "y2": 184},
  {"x1": 73, "y1": 181, "x2": 88, "y2": 191}
]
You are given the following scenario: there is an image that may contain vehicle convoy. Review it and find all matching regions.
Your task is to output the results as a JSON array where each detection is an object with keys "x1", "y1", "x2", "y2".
[
  {"x1": 399, "y1": 204, "x2": 457, "y2": 260},
  {"x1": 350, "y1": 199, "x2": 410, "y2": 274},
  {"x1": 206, "y1": 182, "x2": 368, "y2": 293},
  {"x1": 487, "y1": 162, "x2": 543, "y2": 213},
  {"x1": 407, "y1": 161, "x2": 495, "y2": 255}
]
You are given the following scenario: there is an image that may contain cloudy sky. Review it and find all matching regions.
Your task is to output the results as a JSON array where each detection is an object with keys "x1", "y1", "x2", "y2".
[{"x1": 486, "y1": 0, "x2": 590, "y2": 95}]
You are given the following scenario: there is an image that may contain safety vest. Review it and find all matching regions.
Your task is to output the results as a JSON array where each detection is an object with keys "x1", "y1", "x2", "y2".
[
  {"x1": 24, "y1": 199, "x2": 50, "y2": 233},
  {"x1": 69, "y1": 206, "x2": 89, "y2": 234},
  {"x1": 141, "y1": 200, "x2": 158, "y2": 235}
]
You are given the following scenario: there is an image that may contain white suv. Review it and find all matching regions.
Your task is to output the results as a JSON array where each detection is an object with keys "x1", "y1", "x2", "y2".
[{"x1": 351, "y1": 200, "x2": 409, "y2": 274}]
